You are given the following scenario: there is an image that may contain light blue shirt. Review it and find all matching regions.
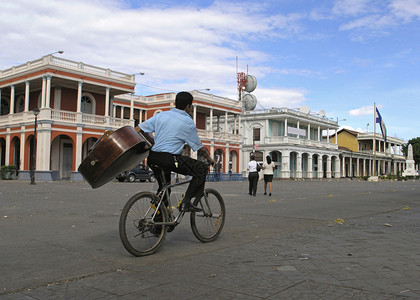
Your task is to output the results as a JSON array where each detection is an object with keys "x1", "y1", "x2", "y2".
[{"x1": 139, "y1": 108, "x2": 203, "y2": 155}]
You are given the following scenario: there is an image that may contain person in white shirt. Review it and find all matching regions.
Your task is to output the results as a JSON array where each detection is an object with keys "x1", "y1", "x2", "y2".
[
  {"x1": 262, "y1": 155, "x2": 275, "y2": 196},
  {"x1": 247, "y1": 154, "x2": 259, "y2": 196}
]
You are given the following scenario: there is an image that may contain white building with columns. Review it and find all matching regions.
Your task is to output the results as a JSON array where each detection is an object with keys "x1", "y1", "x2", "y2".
[{"x1": 239, "y1": 107, "x2": 341, "y2": 179}]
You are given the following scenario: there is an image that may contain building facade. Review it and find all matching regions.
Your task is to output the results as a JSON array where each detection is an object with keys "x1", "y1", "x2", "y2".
[
  {"x1": 0, "y1": 55, "x2": 242, "y2": 181},
  {"x1": 239, "y1": 107, "x2": 341, "y2": 179},
  {"x1": 0, "y1": 55, "x2": 407, "y2": 181},
  {"x1": 239, "y1": 109, "x2": 406, "y2": 179},
  {"x1": 332, "y1": 128, "x2": 405, "y2": 177}
]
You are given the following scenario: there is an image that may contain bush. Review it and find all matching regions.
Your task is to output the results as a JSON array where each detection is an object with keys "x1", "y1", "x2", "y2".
[{"x1": 0, "y1": 165, "x2": 18, "y2": 180}]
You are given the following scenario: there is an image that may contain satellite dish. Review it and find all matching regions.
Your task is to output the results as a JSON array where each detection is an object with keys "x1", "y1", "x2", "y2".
[
  {"x1": 299, "y1": 106, "x2": 310, "y2": 114},
  {"x1": 243, "y1": 93, "x2": 257, "y2": 111},
  {"x1": 319, "y1": 110, "x2": 326, "y2": 117},
  {"x1": 245, "y1": 75, "x2": 257, "y2": 92}
]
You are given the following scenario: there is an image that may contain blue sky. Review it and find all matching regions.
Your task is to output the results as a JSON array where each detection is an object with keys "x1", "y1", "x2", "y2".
[{"x1": 1, "y1": 0, "x2": 419, "y2": 141}]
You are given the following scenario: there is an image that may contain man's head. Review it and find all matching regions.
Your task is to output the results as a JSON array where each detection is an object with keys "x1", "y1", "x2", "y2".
[{"x1": 175, "y1": 91, "x2": 193, "y2": 111}]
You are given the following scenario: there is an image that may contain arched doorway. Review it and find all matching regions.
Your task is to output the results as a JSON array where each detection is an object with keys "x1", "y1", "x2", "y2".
[
  {"x1": 229, "y1": 150, "x2": 238, "y2": 173},
  {"x1": 302, "y1": 153, "x2": 309, "y2": 178},
  {"x1": 0, "y1": 137, "x2": 6, "y2": 165},
  {"x1": 51, "y1": 135, "x2": 74, "y2": 180},
  {"x1": 270, "y1": 151, "x2": 281, "y2": 178},
  {"x1": 11, "y1": 137, "x2": 20, "y2": 168},
  {"x1": 290, "y1": 152, "x2": 297, "y2": 178},
  {"x1": 81, "y1": 137, "x2": 98, "y2": 161},
  {"x1": 214, "y1": 148, "x2": 224, "y2": 173}
]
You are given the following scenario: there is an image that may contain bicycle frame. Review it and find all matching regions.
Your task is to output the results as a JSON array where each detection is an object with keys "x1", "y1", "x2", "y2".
[{"x1": 151, "y1": 174, "x2": 192, "y2": 226}]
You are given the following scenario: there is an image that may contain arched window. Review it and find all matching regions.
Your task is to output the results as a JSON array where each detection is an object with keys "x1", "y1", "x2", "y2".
[
  {"x1": 81, "y1": 95, "x2": 92, "y2": 114},
  {"x1": 16, "y1": 95, "x2": 25, "y2": 113}
]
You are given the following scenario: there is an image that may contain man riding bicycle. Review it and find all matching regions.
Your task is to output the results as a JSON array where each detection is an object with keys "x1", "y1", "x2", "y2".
[{"x1": 136, "y1": 91, "x2": 215, "y2": 212}]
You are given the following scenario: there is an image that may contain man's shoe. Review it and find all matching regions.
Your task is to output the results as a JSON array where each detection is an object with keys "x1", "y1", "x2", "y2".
[{"x1": 179, "y1": 202, "x2": 202, "y2": 212}]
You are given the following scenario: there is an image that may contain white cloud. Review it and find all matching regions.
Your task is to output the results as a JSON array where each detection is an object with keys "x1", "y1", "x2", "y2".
[
  {"x1": 390, "y1": 0, "x2": 420, "y2": 21},
  {"x1": 252, "y1": 87, "x2": 308, "y2": 110},
  {"x1": 0, "y1": 0, "x2": 306, "y2": 99},
  {"x1": 332, "y1": 0, "x2": 372, "y2": 16},
  {"x1": 348, "y1": 105, "x2": 373, "y2": 116},
  {"x1": 348, "y1": 104, "x2": 383, "y2": 117}
]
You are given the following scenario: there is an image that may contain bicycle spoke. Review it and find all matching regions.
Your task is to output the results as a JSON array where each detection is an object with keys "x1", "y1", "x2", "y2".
[
  {"x1": 119, "y1": 192, "x2": 167, "y2": 256},
  {"x1": 190, "y1": 188, "x2": 225, "y2": 243}
]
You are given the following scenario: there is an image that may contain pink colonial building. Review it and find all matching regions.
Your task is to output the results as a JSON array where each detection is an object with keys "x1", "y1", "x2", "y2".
[{"x1": 0, "y1": 55, "x2": 242, "y2": 181}]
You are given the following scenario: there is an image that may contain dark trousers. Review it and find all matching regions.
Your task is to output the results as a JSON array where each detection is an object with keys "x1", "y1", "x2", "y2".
[
  {"x1": 248, "y1": 172, "x2": 259, "y2": 195},
  {"x1": 147, "y1": 150, "x2": 207, "y2": 202}
]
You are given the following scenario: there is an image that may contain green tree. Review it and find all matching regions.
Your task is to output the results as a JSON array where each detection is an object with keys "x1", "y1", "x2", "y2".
[{"x1": 402, "y1": 137, "x2": 420, "y2": 165}]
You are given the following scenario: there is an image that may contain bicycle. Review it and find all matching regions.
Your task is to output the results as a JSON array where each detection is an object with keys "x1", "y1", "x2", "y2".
[{"x1": 119, "y1": 165, "x2": 226, "y2": 256}]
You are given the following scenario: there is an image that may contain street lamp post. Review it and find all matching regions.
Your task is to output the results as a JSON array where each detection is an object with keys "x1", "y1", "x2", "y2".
[{"x1": 30, "y1": 108, "x2": 40, "y2": 185}]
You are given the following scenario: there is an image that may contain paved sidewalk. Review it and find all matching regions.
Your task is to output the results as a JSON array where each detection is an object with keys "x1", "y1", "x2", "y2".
[{"x1": 0, "y1": 179, "x2": 419, "y2": 299}]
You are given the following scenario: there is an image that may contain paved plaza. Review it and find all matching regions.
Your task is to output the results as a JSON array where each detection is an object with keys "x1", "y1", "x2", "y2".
[{"x1": 0, "y1": 178, "x2": 419, "y2": 299}]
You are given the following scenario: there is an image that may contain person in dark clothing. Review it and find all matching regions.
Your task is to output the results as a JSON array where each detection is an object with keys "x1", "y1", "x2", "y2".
[
  {"x1": 247, "y1": 154, "x2": 259, "y2": 196},
  {"x1": 137, "y1": 91, "x2": 215, "y2": 212}
]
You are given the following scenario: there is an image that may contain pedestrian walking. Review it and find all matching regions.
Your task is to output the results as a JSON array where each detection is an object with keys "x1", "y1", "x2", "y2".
[
  {"x1": 262, "y1": 155, "x2": 275, "y2": 196},
  {"x1": 247, "y1": 154, "x2": 260, "y2": 196}
]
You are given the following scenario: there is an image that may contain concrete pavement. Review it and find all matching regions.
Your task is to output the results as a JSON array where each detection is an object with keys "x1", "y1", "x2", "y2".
[{"x1": 0, "y1": 179, "x2": 419, "y2": 299}]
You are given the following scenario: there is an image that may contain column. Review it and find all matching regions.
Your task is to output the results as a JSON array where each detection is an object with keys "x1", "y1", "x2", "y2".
[
  {"x1": 225, "y1": 111, "x2": 228, "y2": 134},
  {"x1": 363, "y1": 159, "x2": 366, "y2": 176},
  {"x1": 9, "y1": 85, "x2": 15, "y2": 114},
  {"x1": 335, "y1": 129, "x2": 338, "y2": 144},
  {"x1": 41, "y1": 77, "x2": 46, "y2": 108},
  {"x1": 105, "y1": 87, "x2": 110, "y2": 117},
  {"x1": 318, "y1": 155, "x2": 323, "y2": 178},
  {"x1": 318, "y1": 126, "x2": 321, "y2": 141},
  {"x1": 36, "y1": 126, "x2": 52, "y2": 171},
  {"x1": 342, "y1": 156, "x2": 346, "y2": 177},
  {"x1": 5, "y1": 131, "x2": 10, "y2": 165},
  {"x1": 129, "y1": 93, "x2": 134, "y2": 120},
  {"x1": 139, "y1": 109, "x2": 143, "y2": 123},
  {"x1": 307, "y1": 124, "x2": 311, "y2": 140},
  {"x1": 238, "y1": 115, "x2": 241, "y2": 135},
  {"x1": 76, "y1": 82, "x2": 82, "y2": 113},
  {"x1": 209, "y1": 108, "x2": 213, "y2": 138},
  {"x1": 225, "y1": 144, "x2": 230, "y2": 172},
  {"x1": 76, "y1": 129, "x2": 83, "y2": 171},
  {"x1": 307, "y1": 155, "x2": 313, "y2": 178},
  {"x1": 281, "y1": 150, "x2": 290, "y2": 178},
  {"x1": 20, "y1": 129, "x2": 25, "y2": 170},
  {"x1": 284, "y1": 119, "x2": 288, "y2": 136},
  {"x1": 335, "y1": 157, "x2": 341, "y2": 178},
  {"x1": 24, "y1": 81, "x2": 30, "y2": 112},
  {"x1": 234, "y1": 115, "x2": 237, "y2": 134},
  {"x1": 120, "y1": 106, "x2": 124, "y2": 119},
  {"x1": 45, "y1": 76, "x2": 52, "y2": 108},
  {"x1": 356, "y1": 158, "x2": 360, "y2": 176},
  {"x1": 349, "y1": 156, "x2": 352, "y2": 177},
  {"x1": 193, "y1": 104, "x2": 197, "y2": 124},
  {"x1": 326, "y1": 156, "x2": 332, "y2": 178},
  {"x1": 326, "y1": 128, "x2": 329, "y2": 143},
  {"x1": 296, "y1": 152, "x2": 302, "y2": 178}
]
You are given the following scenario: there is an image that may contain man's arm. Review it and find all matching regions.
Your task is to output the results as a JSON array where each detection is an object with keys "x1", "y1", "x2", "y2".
[
  {"x1": 197, "y1": 147, "x2": 216, "y2": 165},
  {"x1": 134, "y1": 126, "x2": 155, "y2": 146}
]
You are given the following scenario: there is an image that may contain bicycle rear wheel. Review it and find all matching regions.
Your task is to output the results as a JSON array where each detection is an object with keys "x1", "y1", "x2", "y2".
[
  {"x1": 190, "y1": 188, "x2": 225, "y2": 242},
  {"x1": 119, "y1": 192, "x2": 168, "y2": 256}
]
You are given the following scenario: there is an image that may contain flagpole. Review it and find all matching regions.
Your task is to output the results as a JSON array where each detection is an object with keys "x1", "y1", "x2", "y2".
[{"x1": 373, "y1": 102, "x2": 376, "y2": 176}]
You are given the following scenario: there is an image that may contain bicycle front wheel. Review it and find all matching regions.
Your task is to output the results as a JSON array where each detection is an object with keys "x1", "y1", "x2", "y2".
[
  {"x1": 190, "y1": 188, "x2": 225, "y2": 243},
  {"x1": 119, "y1": 192, "x2": 168, "y2": 256}
]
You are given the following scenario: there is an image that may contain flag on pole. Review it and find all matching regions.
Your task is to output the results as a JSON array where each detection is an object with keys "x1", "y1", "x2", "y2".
[{"x1": 375, "y1": 107, "x2": 387, "y2": 142}]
